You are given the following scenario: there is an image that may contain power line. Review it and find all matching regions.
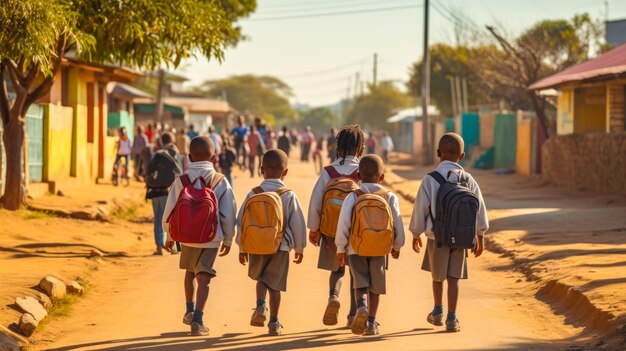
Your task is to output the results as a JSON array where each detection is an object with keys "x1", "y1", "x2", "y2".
[
  {"x1": 257, "y1": 0, "x2": 417, "y2": 14},
  {"x1": 250, "y1": 4, "x2": 422, "y2": 21}
]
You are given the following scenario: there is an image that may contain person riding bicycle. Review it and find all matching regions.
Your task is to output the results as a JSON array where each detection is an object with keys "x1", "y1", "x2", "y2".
[{"x1": 114, "y1": 127, "x2": 132, "y2": 182}]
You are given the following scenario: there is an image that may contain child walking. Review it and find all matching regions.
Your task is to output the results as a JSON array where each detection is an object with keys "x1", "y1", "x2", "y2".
[
  {"x1": 335, "y1": 155, "x2": 405, "y2": 335},
  {"x1": 308, "y1": 125, "x2": 364, "y2": 327},
  {"x1": 410, "y1": 133, "x2": 489, "y2": 332},
  {"x1": 237, "y1": 149, "x2": 307, "y2": 336},
  {"x1": 162, "y1": 136, "x2": 237, "y2": 336}
]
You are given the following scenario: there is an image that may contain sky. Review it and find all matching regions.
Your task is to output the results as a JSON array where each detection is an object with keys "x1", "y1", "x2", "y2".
[{"x1": 174, "y1": 0, "x2": 626, "y2": 107}]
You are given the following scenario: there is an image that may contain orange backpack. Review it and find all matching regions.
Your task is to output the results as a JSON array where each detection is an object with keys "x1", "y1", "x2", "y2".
[
  {"x1": 240, "y1": 186, "x2": 290, "y2": 255},
  {"x1": 350, "y1": 189, "x2": 394, "y2": 257},
  {"x1": 319, "y1": 166, "x2": 359, "y2": 237}
]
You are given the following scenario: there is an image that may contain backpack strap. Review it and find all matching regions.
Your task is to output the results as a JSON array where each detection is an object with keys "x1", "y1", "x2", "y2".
[
  {"x1": 354, "y1": 189, "x2": 365, "y2": 197},
  {"x1": 180, "y1": 174, "x2": 192, "y2": 187},
  {"x1": 252, "y1": 186, "x2": 264, "y2": 194},
  {"x1": 210, "y1": 173, "x2": 225, "y2": 189},
  {"x1": 324, "y1": 166, "x2": 341, "y2": 179},
  {"x1": 428, "y1": 171, "x2": 447, "y2": 185},
  {"x1": 348, "y1": 169, "x2": 359, "y2": 181},
  {"x1": 275, "y1": 187, "x2": 291, "y2": 196}
]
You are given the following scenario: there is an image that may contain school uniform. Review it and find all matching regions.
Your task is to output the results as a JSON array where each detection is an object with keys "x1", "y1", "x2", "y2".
[
  {"x1": 162, "y1": 161, "x2": 237, "y2": 276},
  {"x1": 335, "y1": 183, "x2": 405, "y2": 294},
  {"x1": 409, "y1": 160, "x2": 489, "y2": 282},
  {"x1": 307, "y1": 156, "x2": 359, "y2": 271},
  {"x1": 236, "y1": 179, "x2": 307, "y2": 292}
]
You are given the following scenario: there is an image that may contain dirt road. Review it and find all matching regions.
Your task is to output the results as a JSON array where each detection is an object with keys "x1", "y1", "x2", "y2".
[{"x1": 38, "y1": 157, "x2": 590, "y2": 351}]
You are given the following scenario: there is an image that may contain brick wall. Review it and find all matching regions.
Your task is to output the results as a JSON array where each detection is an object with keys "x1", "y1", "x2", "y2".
[
  {"x1": 542, "y1": 132, "x2": 626, "y2": 196},
  {"x1": 608, "y1": 85, "x2": 625, "y2": 132}
]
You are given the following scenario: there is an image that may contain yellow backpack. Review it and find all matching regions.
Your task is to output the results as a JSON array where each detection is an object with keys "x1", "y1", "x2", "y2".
[
  {"x1": 319, "y1": 167, "x2": 360, "y2": 237},
  {"x1": 350, "y1": 189, "x2": 394, "y2": 257},
  {"x1": 241, "y1": 186, "x2": 290, "y2": 255}
]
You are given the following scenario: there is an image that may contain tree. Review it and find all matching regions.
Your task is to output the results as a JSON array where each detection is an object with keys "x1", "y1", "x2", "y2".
[
  {"x1": 296, "y1": 107, "x2": 337, "y2": 134},
  {"x1": 202, "y1": 75, "x2": 297, "y2": 124},
  {"x1": 0, "y1": 0, "x2": 255, "y2": 210},
  {"x1": 345, "y1": 81, "x2": 412, "y2": 129},
  {"x1": 408, "y1": 44, "x2": 488, "y2": 117},
  {"x1": 484, "y1": 13, "x2": 606, "y2": 137}
]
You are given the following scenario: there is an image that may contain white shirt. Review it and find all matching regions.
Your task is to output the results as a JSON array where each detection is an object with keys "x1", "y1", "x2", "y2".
[
  {"x1": 117, "y1": 138, "x2": 132, "y2": 155},
  {"x1": 335, "y1": 183, "x2": 405, "y2": 255},
  {"x1": 380, "y1": 136, "x2": 394, "y2": 152},
  {"x1": 162, "y1": 161, "x2": 237, "y2": 248},
  {"x1": 408, "y1": 160, "x2": 489, "y2": 240},
  {"x1": 236, "y1": 179, "x2": 307, "y2": 254},
  {"x1": 307, "y1": 156, "x2": 359, "y2": 232}
]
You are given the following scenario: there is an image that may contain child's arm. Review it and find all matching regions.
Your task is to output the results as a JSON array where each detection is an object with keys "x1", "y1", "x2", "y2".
[
  {"x1": 217, "y1": 181, "x2": 237, "y2": 256},
  {"x1": 389, "y1": 193, "x2": 406, "y2": 258},
  {"x1": 306, "y1": 172, "x2": 330, "y2": 244},
  {"x1": 408, "y1": 179, "x2": 431, "y2": 253},
  {"x1": 334, "y1": 193, "x2": 356, "y2": 266},
  {"x1": 287, "y1": 193, "x2": 307, "y2": 264},
  {"x1": 469, "y1": 177, "x2": 489, "y2": 257},
  {"x1": 162, "y1": 178, "x2": 181, "y2": 251}
]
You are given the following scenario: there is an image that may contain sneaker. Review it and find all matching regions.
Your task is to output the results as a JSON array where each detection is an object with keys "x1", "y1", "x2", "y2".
[
  {"x1": 183, "y1": 312, "x2": 193, "y2": 325},
  {"x1": 346, "y1": 315, "x2": 355, "y2": 329},
  {"x1": 427, "y1": 312, "x2": 444, "y2": 326},
  {"x1": 364, "y1": 320, "x2": 380, "y2": 336},
  {"x1": 152, "y1": 250, "x2": 163, "y2": 256},
  {"x1": 323, "y1": 296, "x2": 341, "y2": 326},
  {"x1": 250, "y1": 306, "x2": 268, "y2": 327},
  {"x1": 191, "y1": 322, "x2": 209, "y2": 336},
  {"x1": 350, "y1": 306, "x2": 368, "y2": 335},
  {"x1": 446, "y1": 318, "x2": 461, "y2": 332},
  {"x1": 268, "y1": 321, "x2": 283, "y2": 336}
]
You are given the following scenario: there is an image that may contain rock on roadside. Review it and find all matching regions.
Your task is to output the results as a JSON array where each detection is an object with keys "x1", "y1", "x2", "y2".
[
  {"x1": 17, "y1": 313, "x2": 37, "y2": 337},
  {"x1": 0, "y1": 330, "x2": 20, "y2": 351},
  {"x1": 39, "y1": 276, "x2": 66, "y2": 298},
  {"x1": 67, "y1": 281, "x2": 83, "y2": 295},
  {"x1": 14, "y1": 297, "x2": 47, "y2": 322},
  {"x1": 34, "y1": 292, "x2": 52, "y2": 310},
  {"x1": 90, "y1": 249, "x2": 104, "y2": 258}
]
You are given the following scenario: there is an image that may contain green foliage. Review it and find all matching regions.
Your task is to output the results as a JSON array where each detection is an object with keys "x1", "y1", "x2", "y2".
[
  {"x1": 345, "y1": 81, "x2": 412, "y2": 129},
  {"x1": 295, "y1": 107, "x2": 338, "y2": 134},
  {"x1": 202, "y1": 75, "x2": 297, "y2": 124}
]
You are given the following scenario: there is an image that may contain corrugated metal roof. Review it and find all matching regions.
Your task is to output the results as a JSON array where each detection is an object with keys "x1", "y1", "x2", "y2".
[
  {"x1": 529, "y1": 43, "x2": 626, "y2": 90},
  {"x1": 387, "y1": 106, "x2": 440, "y2": 123}
]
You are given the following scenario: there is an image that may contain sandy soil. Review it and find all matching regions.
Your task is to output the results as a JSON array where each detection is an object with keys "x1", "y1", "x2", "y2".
[{"x1": 9, "y1": 153, "x2": 607, "y2": 350}]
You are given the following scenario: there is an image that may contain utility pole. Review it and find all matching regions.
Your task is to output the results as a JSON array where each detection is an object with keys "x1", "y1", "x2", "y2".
[
  {"x1": 373, "y1": 53, "x2": 378, "y2": 89},
  {"x1": 421, "y1": 0, "x2": 431, "y2": 165},
  {"x1": 462, "y1": 77, "x2": 469, "y2": 112},
  {"x1": 155, "y1": 69, "x2": 165, "y2": 124},
  {"x1": 449, "y1": 77, "x2": 457, "y2": 118},
  {"x1": 605, "y1": 0, "x2": 609, "y2": 22},
  {"x1": 354, "y1": 72, "x2": 360, "y2": 99}
]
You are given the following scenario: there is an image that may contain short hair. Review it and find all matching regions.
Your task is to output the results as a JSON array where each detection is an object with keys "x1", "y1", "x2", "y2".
[
  {"x1": 336, "y1": 124, "x2": 365, "y2": 165},
  {"x1": 262, "y1": 149, "x2": 288, "y2": 171},
  {"x1": 359, "y1": 154, "x2": 384, "y2": 181},
  {"x1": 282, "y1": 126, "x2": 288, "y2": 133},
  {"x1": 208, "y1": 126, "x2": 215, "y2": 133},
  {"x1": 161, "y1": 132, "x2": 174, "y2": 145},
  {"x1": 189, "y1": 136, "x2": 215, "y2": 160},
  {"x1": 438, "y1": 133, "x2": 464, "y2": 156}
]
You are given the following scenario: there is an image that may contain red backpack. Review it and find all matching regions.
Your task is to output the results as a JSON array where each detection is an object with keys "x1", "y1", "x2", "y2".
[{"x1": 167, "y1": 173, "x2": 224, "y2": 244}]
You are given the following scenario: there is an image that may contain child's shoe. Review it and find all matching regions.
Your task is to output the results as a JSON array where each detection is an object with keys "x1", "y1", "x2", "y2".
[
  {"x1": 250, "y1": 306, "x2": 268, "y2": 327},
  {"x1": 191, "y1": 322, "x2": 209, "y2": 336},
  {"x1": 427, "y1": 312, "x2": 444, "y2": 326},
  {"x1": 446, "y1": 318, "x2": 460, "y2": 332},
  {"x1": 268, "y1": 321, "x2": 283, "y2": 336},
  {"x1": 323, "y1": 296, "x2": 341, "y2": 326},
  {"x1": 364, "y1": 320, "x2": 380, "y2": 336},
  {"x1": 350, "y1": 306, "x2": 368, "y2": 335},
  {"x1": 183, "y1": 312, "x2": 193, "y2": 325}
]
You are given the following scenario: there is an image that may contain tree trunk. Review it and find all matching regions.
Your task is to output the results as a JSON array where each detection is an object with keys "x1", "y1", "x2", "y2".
[
  {"x1": 529, "y1": 92, "x2": 553, "y2": 139},
  {"x1": 2, "y1": 110, "x2": 26, "y2": 210}
]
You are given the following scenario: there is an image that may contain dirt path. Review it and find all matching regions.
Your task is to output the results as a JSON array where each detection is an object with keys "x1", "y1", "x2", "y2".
[{"x1": 35, "y1": 157, "x2": 591, "y2": 351}]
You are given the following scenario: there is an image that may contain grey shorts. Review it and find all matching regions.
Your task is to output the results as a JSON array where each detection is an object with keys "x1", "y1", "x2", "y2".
[
  {"x1": 180, "y1": 246, "x2": 218, "y2": 277},
  {"x1": 248, "y1": 251, "x2": 290, "y2": 292},
  {"x1": 348, "y1": 255, "x2": 386, "y2": 295},
  {"x1": 317, "y1": 235, "x2": 342, "y2": 272},
  {"x1": 421, "y1": 239, "x2": 468, "y2": 282}
]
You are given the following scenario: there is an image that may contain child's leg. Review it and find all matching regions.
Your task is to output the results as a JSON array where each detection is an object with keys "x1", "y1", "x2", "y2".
[
  {"x1": 329, "y1": 267, "x2": 345, "y2": 297},
  {"x1": 367, "y1": 291, "x2": 380, "y2": 319},
  {"x1": 248, "y1": 156, "x2": 255, "y2": 177},
  {"x1": 432, "y1": 280, "x2": 444, "y2": 310},
  {"x1": 348, "y1": 271, "x2": 357, "y2": 317},
  {"x1": 354, "y1": 287, "x2": 368, "y2": 308},
  {"x1": 185, "y1": 271, "x2": 195, "y2": 312},
  {"x1": 447, "y1": 277, "x2": 459, "y2": 319},
  {"x1": 256, "y1": 281, "x2": 268, "y2": 307},
  {"x1": 268, "y1": 288, "x2": 281, "y2": 322},
  {"x1": 192, "y1": 272, "x2": 212, "y2": 325}
]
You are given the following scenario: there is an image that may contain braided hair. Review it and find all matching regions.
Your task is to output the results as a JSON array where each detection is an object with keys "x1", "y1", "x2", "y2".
[{"x1": 335, "y1": 124, "x2": 365, "y2": 165}]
